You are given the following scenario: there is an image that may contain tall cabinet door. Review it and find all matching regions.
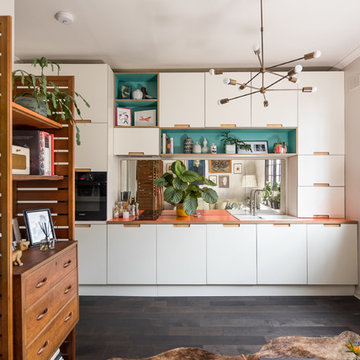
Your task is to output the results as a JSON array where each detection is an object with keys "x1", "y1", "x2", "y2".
[
  {"x1": 108, "y1": 225, "x2": 157, "y2": 284},
  {"x1": 75, "y1": 224, "x2": 107, "y2": 285},
  {"x1": 205, "y1": 72, "x2": 251, "y2": 127},
  {"x1": 257, "y1": 224, "x2": 307, "y2": 284},
  {"x1": 251, "y1": 72, "x2": 298, "y2": 127},
  {"x1": 157, "y1": 225, "x2": 206, "y2": 284},
  {"x1": 207, "y1": 225, "x2": 256, "y2": 284},
  {"x1": 298, "y1": 72, "x2": 344, "y2": 155},
  {"x1": 159, "y1": 73, "x2": 204, "y2": 127}
]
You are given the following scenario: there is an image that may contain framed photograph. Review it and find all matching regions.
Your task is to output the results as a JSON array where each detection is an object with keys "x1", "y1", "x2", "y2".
[
  {"x1": 23, "y1": 208, "x2": 56, "y2": 246},
  {"x1": 116, "y1": 107, "x2": 132, "y2": 126},
  {"x1": 233, "y1": 163, "x2": 243, "y2": 174},
  {"x1": 219, "y1": 175, "x2": 230, "y2": 188},
  {"x1": 209, "y1": 175, "x2": 217, "y2": 185},
  {"x1": 237, "y1": 141, "x2": 268, "y2": 154},
  {"x1": 166, "y1": 163, "x2": 172, "y2": 173},
  {"x1": 12, "y1": 218, "x2": 22, "y2": 243},
  {"x1": 209, "y1": 160, "x2": 232, "y2": 174},
  {"x1": 134, "y1": 109, "x2": 156, "y2": 127},
  {"x1": 188, "y1": 160, "x2": 205, "y2": 185}
]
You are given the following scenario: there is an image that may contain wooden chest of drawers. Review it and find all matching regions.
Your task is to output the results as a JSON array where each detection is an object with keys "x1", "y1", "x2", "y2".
[{"x1": 13, "y1": 241, "x2": 79, "y2": 360}]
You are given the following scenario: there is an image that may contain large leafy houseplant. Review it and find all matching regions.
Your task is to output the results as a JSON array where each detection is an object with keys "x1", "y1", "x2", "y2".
[
  {"x1": 154, "y1": 160, "x2": 218, "y2": 216},
  {"x1": 13, "y1": 57, "x2": 90, "y2": 145}
]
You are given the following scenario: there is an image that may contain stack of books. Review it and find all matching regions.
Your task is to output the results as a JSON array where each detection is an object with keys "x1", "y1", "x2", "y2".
[
  {"x1": 13, "y1": 130, "x2": 55, "y2": 175},
  {"x1": 50, "y1": 348, "x2": 64, "y2": 360}
]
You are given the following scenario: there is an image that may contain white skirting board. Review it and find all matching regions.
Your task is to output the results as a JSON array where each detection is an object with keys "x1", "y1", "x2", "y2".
[{"x1": 79, "y1": 285, "x2": 356, "y2": 297}]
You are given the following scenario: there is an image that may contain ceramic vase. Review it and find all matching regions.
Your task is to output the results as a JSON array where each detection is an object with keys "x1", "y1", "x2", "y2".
[
  {"x1": 225, "y1": 144, "x2": 236, "y2": 154},
  {"x1": 193, "y1": 141, "x2": 201, "y2": 154},
  {"x1": 184, "y1": 136, "x2": 193, "y2": 153}
]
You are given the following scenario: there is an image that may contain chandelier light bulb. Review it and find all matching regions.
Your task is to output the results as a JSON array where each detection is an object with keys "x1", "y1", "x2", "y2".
[
  {"x1": 253, "y1": 44, "x2": 260, "y2": 54},
  {"x1": 223, "y1": 77, "x2": 230, "y2": 85},
  {"x1": 209, "y1": 69, "x2": 215, "y2": 76},
  {"x1": 313, "y1": 50, "x2": 322, "y2": 58},
  {"x1": 312, "y1": 86, "x2": 318, "y2": 93},
  {"x1": 295, "y1": 65, "x2": 303, "y2": 74}
]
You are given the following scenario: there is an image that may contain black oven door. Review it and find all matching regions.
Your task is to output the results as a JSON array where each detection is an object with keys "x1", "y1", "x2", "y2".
[{"x1": 75, "y1": 172, "x2": 107, "y2": 221}]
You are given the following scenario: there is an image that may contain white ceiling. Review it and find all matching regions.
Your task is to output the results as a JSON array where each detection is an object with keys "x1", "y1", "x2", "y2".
[{"x1": 14, "y1": 0, "x2": 360, "y2": 70}]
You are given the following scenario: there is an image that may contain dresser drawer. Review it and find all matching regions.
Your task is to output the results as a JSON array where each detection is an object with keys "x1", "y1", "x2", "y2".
[
  {"x1": 24, "y1": 269, "x2": 78, "y2": 345},
  {"x1": 24, "y1": 247, "x2": 77, "y2": 309},
  {"x1": 26, "y1": 295, "x2": 79, "y2": 360}
]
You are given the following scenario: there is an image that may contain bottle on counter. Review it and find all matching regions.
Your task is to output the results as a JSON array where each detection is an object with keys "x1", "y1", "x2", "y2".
[
  {"x1": 129, "y1": 196, "x2": 136, "y2": 216},
  {"x1": 113, "y1": 203, "x2": 120, "y2": 219}
]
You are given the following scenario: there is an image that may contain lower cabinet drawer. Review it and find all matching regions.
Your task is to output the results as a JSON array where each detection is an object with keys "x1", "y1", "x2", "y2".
[
  {"x1": 24, "y1": 247, "x2": 77, "y2": 308},
  {"x1": 26, "y1": 295, "x2": 79, "y2": 360},
  {"x1": 24, "y1": 269, "x2": 78, "y2": 345}
]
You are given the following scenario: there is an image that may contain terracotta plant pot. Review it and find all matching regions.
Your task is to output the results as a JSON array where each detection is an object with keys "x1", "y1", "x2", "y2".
[{"x1": 176, "y1": 204, "x2": 188, "y2": 217}]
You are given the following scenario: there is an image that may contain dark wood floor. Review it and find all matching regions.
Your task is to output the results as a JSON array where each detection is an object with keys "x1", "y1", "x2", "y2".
[{"x1": 76, "y1": 295, "x2": 360, "y2": 360}]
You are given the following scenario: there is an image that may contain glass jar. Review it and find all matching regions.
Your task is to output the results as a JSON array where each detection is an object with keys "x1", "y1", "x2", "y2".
[
  {"x1": 48, "y1": 237, "x2": 56, "y2": 250},
  {"x1": 40, "y1": 236, "x2": 49, "y2": 251}
]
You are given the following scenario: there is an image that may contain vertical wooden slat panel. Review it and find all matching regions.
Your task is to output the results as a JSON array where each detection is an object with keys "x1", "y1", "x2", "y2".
[{"x1": 0, "y1": 15, "x2": 13, "y2": 360}]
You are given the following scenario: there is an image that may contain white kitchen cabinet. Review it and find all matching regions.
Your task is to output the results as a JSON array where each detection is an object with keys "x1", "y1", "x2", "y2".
[
  {"x1": 298, "y1": 155, "x2": 344, "y2": 187},
  {"x1": 75, "y1": 224, "x2": 107, "y2": 285},
  {"x1": 298, "y1": 72, "x2": 344, "y2": 155},
  {"x1": 108, "y1": 225, "x2": 156, "y2": 284},
  {"x1": 251, "y1": 72, "x2": 298, "y2": 127},
  {"x1": 159, "y1": 73, "x2": 204, "y2": 127},
  {"x1": 298, "y1": 187, "x2": 344, "y2": 218},
  {"x1": 75, "y1": 123, "x2": 108, "y2": 171},
  {"x1": 206, "y1": 225, "x2": 256, "y2": 284},
  {"x1": 113, "y1": 128, "x2": 159, "y2": 155},
  {"x1": 205, "y1": 72, "x2": 251, "y2": 127},
  {"x1": 308, "y1": 224, "x2": 358, "y2": 284},
  {"x1": 257, "y1": 224, "x2": 307, "y2": 284},
  {"x1": 157, "y1": 225, "x2": 206, "y2": 284}
]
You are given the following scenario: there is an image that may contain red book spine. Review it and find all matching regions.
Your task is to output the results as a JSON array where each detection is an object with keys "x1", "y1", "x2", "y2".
[{"x1": 50, "y1": 134, "x2": 55, "y2": 175}]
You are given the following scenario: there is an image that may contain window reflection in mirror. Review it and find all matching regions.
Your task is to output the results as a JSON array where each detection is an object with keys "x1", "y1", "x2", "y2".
[{"x1": 120, "y1": 159, "x2": 286, "y2": 216}]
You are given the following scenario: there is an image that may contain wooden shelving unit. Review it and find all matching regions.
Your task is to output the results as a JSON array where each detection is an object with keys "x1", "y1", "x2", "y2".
[
  {"x1": 12, "y1": 174, "x2": 64, "y2": 181},
  {"x1": 160, "y1": 153, "x2": 296, "y2": 160}
]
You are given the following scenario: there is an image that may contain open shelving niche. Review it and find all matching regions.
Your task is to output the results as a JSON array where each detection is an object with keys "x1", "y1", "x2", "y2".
[{"x1": 114, "y1": 73, "x2": 158, "y2": 127}]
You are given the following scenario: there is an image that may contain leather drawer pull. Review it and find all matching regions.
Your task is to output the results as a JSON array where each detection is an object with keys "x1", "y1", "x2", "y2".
[
  {"x1": 36, "y1": 308, "x2": 48, "y2": 321},
  {"x1": 223, "y1": 224, "x2": 240, "y2": 227},
  {"x1": 63, "y1": 260, "x2": 72, "y2": 268},
  {"x1": 174, "y1": 124, "x2": 190, "y2": 128},
  {"x1": 64, "y1": 312, "x2": 73, "y2": 322},
  {"x1": 324, "y1": 224, "x2": 341, "y2": 227},
  {"x1": 75, "y1": 168, "x2": 92, "y2": 172},
  {"x1": 173, "y1": 224, "x2": 190, "y2": 227},
  {"x1": 267, "y1": 124, "x2": 283, "y2": 128},
  {"x1": 35, "y1": 277, "x2": 47, "y2": 288},
  {"x1": 64, "y1": 285, "x2": 72, "y2": 294},
  {"x1": 123, "y1": 224, "x2": 141, "y2": 228},
  {"x1": 75, "y1": 224, "x2": 91, "y2": 228},
  {"x1": 273, "y1": 224, "x2": 291, "y2": 227},
  {"x1": 313, "y1": 183, "x2": 330, "y2": 187},
  {"x1": 220, "y1": 124, "x2": 236, "y2": 128},
  {"x1": 37, "y1": 340, "x2": 49, "y2": 355},
  {"x1": 128, "y1": 152, "x2": 144, "y2": 156},
  {"x1": 313, "y1": 152, "x2": 329, "y2": 155},
  {"x1": 314, "y1": 215, "x2": 329, "y2": 219}
]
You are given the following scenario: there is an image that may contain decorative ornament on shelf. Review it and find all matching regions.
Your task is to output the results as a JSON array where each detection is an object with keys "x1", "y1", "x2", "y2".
[
  {"x1": 193, "y1": 141, "x2": 201, "y2": 154},
  {"x1": 209, "y1": 0, "x2": 321, "y2": 107},
  {"x1": 12, "y1": 241, "x2": 30, "y2": 266},
  {"x1": 184, "y1": 136, "x2": 193, "y2": 153},
  {"x1": 132, "y1": 89, "x2": 143, "y2": 99},
  {"x1": 202, "y1": 138, "x2": 209, "y2": 153},
  {"x1": 210, "y1": 143, "x2": 217, "y2": 154}
]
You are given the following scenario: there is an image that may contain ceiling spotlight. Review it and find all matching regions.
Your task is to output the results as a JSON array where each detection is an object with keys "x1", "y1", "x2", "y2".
[{"x1": 55, "y1": 11, "x2": 74, "y2": 25}]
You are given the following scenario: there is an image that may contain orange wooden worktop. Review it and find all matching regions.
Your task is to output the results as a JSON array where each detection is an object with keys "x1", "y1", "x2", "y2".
[{"x1": 107, "y1": 209, "x2": 357, "y2": 225}]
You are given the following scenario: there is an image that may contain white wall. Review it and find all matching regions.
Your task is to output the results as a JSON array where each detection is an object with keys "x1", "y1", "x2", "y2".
[
  {"x1": 0, "y1": 0, "x2": 14, "y2": 59},
  {"x1": 344, "y1": 57, "x2": 360, "y2": 296}
]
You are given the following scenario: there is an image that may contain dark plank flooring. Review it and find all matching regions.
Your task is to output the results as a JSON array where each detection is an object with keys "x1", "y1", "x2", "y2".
[{"x1": 76, "y1": 296, "x2": 360, "y2": 360}]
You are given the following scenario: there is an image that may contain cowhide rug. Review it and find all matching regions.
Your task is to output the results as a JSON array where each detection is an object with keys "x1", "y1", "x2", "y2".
[{"x1": 109, "y1": 331, "x2": 359, "y2": 360}]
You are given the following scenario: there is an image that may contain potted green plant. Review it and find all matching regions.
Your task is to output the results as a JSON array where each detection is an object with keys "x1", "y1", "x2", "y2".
[
  {"x1": 13, "y1": 57, "x2": 90, "y2": 145},
  {"x1": 154, "y1": 160, "x2": 218, "y2": 216},
  {"x1": 220, "y1": 130, "x2": 252, "y2": 154}
]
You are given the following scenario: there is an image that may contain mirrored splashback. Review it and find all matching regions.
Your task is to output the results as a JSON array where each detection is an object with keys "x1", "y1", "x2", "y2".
[{"x1": 119, "y1": 159, "x2": 286, "y2": 215}]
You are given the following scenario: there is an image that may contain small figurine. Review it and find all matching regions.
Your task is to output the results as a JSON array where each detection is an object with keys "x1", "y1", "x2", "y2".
[
  {"x1": 193, "y1": 141, "x2": 201, "y2": 154},
  {"x1": 132, "y1": 89, "x2": 143, "y2": 100},
  {"x1": 202, "y1": 138, "x2": 209, "y2": 153},
  {"x1": 210, "y1": 143, "x2": 217, "y2": 154},
  {"x1": 12, "y1": 241, "x2": 30, "y2": 266}
]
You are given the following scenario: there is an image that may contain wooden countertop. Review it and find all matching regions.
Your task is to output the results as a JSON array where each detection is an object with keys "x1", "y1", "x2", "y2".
[{"x1": 107, "y1": 210, "x2": 357, "y2": 225}]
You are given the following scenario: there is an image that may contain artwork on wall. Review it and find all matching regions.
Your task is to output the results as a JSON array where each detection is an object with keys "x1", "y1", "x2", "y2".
[
  {"x1": 233, "y1": 163, "x2": 243, "y2": 174},
  {"x1": 238, "y1": 141, "x2": 268, "y2": 154},
  {"x1": 116, "y1": 107, "x2": 132, "y2": 126},
  {"x1": 166, "y1": 163, "x2": 172, "y2": 173},
  {"x1": 219, "y1": 175, "x2": 230, "y2": 188},
  {"x1": 188, "y1": 160, "x2": 205, "y2": 185},
  {"x1": 209, "y1": 175, "x2": 217, "y2": 185},
  {"x1": 134, "y1": 109, "x2": 156, "y2": 127},
  {"x1": 209, "y1": 160, "x2": 232, "y2": 174}
]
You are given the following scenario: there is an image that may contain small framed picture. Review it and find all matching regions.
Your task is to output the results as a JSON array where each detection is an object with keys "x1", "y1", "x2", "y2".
[
  {"x1": 209, "y1": 160, "x2": 232, "y2": 174},
  {"x1": 233, "y1": 163, "x2": 242, "y2": 174},
  {"x1": 12, "y1": 218, "x2": 22, "y2": 243},
  {"x1": 134, "y1": 110, "x2": 156, "y2": 127},
  {"x1": 23, "y1": 208, "x2": 56, "y2": 246},
  {"x1": 219, "y1": 175, "x2": 230, "y2": 188},
  {"x1": 116, "y1": 107, "x2": 132, "y2": 126},
  {"x1": 238, "y1": 141, "x2": 268, "y2": 154},
  {"x1": 209, "y1": 175, "x2": 217, "y2": 185},
  {"x1": 166, "y1": 163, "x2": 172, "y2": 173}
]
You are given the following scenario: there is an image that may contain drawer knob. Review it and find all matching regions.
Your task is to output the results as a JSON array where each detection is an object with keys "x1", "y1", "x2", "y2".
[
  {"x1": 64, "y1": 285, "x2": 72, "y2": 294},
  {"x1": 64, "y1": 311, "x2": 73, "y2": 322},
  {"x1": 36, "y1": 307, "x2": 48, "y2": 321},
  {"x1": 37, "y1": 340, "x2": 49, "y2": 355},
  {"x1": 63, "y1": 260, "x2": 72, "y2": 268},
  {"x1": 35, "y1": 277, "x2": 48, "y2": 288}
]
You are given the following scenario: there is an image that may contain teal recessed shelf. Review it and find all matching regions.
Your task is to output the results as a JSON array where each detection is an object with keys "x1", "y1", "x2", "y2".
[
  {"x1": 160, "y1": 128, "x2": 297, "y2": 154},
  {"x1": 114, "y1": 73, "x2": 158, "y2": 127}
]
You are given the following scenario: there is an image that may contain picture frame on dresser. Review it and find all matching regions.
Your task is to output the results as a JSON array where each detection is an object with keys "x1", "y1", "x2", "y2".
[{"x1": 23, "y1": 208, "x2": 56, "y2": 246}]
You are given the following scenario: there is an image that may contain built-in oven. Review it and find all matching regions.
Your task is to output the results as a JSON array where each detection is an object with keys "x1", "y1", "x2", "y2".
[{"x1": 75, "y1": 171, "x2": 107, "y2": 221}]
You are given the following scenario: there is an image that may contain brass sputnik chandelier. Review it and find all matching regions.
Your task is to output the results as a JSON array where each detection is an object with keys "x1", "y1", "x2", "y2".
[{"x1": 209, "y1": 0, "x2": 321, "y2": 107}]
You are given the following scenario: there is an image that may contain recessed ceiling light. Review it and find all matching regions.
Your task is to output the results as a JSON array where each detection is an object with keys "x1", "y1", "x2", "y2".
[{"x1": 54, "y1": 11, "x2": 74, "y2": 25}]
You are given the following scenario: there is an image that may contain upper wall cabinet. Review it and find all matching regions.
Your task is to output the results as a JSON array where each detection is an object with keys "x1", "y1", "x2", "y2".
[
  {"x1": 205, "y1": 72, "x2": 251, "y2": 127},
  {"x1": 252, "y1": 72, "x2": 298, "y2": 127},
  {"x1": 298, "y1": 72, "x2": 344, "y2": 155},
  {"x1": 159, "y1": 73, "x2": 204, "y2": 127}
]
